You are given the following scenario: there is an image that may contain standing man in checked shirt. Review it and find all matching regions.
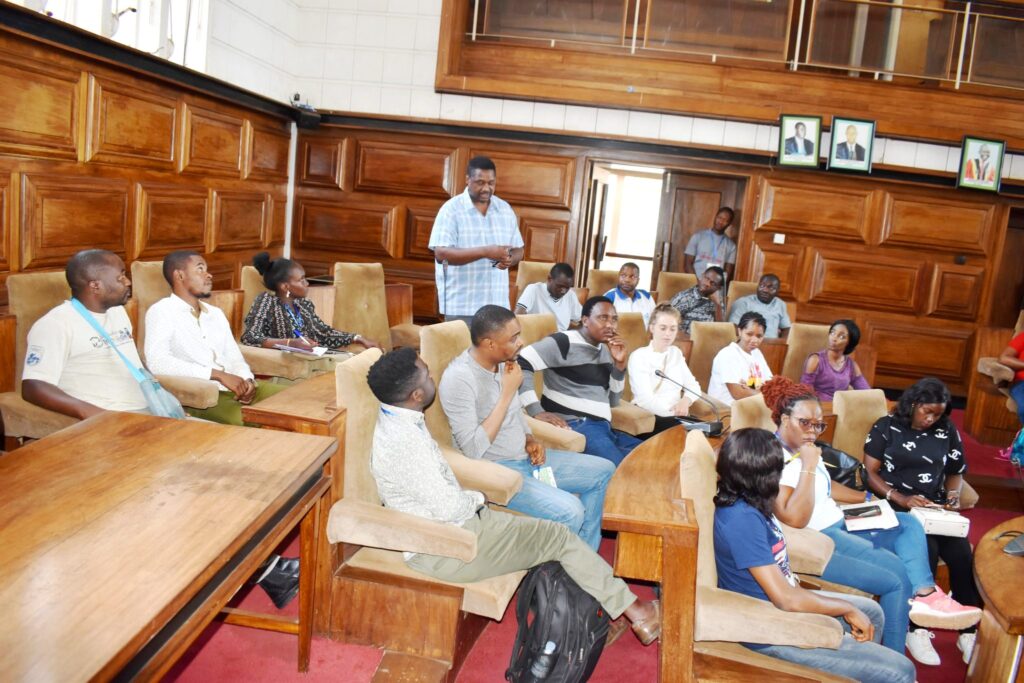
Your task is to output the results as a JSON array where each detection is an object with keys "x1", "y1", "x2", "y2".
[{"x1": 429, "y1": 156, "x2": 524, "y2": 324}]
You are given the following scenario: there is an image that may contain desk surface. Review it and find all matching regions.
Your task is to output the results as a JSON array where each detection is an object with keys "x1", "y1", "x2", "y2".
[
  {"x1": 974, "y1": 515, "x2": 1024, "y2": 635},
  {"x1": 0, "y1": 412, "x2": 336, "y2": 681},
  {"x1": 242, "y1": 371, "x2": 340, "y2": 428}
]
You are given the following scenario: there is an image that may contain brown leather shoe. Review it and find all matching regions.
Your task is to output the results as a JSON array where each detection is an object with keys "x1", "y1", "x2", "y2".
[
  {"x1": 631, "y1": 600, "x2": 661, "y2": 646},
  {"x1": 606, "y1": 617, "x2": 630, "y2": 648}
]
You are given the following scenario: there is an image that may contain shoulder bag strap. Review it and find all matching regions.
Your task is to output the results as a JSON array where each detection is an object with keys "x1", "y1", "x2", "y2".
[{"x1": 69, "y1": 298, "x2": 146, "y2": 383}]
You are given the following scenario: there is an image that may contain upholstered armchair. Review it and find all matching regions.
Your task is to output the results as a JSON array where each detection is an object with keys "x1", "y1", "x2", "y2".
[
  {"x1": 333, "y1": 262, "x2": 420, "y2": 351},
  {"x1": 0, "y1": 269, "x2": 217, "y2": 444},
  {"x1": 324, "y1": 349, "x2": 526, "y2": 676},
  {"x1": 586, "y1": 268, "x2": 618, "y2": 299},
  {"x1": 654, "y1": 271, "x2": 697, "y2": 304},
  {"x1": 420, "y1": 319, "x2": 586, "y2": 453},
  {"x1": 687, "y1": 321, "x2": 736, "y2": 390},
  {"x1": 132, "y1": 261, "x2": 315, "y2": 382},
  {"x1": 726, "y1": 280, "x2": 798, "y2": 325},
  {"x1": 511, "y1": 260, "x2": 555, "y2": 308},
  {"x1": 780, "y1": 323, "x2": 830, "y2": 382},
  {"x1": 729, "y1": 393, "x2": 775, "y2": 431},
  {"x1": 681, "y1": 430, "x2": 846, "y2": 661}
]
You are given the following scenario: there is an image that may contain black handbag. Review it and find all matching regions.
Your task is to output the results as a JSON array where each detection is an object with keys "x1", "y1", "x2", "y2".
[{"x1": 816, "y1": 441, "x2": 867, "y2": 491}]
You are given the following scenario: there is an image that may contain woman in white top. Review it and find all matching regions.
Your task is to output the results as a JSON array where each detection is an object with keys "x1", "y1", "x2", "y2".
[
  {"x1": 627, "y1": 304, "x2": 701, "y2": 435},
  {"x1": 708, "y1": 311, "x2": 773, "y2": 406}
]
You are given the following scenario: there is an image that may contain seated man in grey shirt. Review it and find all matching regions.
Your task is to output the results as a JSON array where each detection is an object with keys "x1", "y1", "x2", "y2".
[
  {"x1": 728, "y1": 274, "x2": 791, "y2": 340},
  {"x1": 439, "y1": 305, "x2": 615, "y2": 550},
  {"x1": 366, "y1": 348, "x2": 662, "y2": 646}
]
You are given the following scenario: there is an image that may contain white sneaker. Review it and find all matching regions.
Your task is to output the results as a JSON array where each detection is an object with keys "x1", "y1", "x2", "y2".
[
  {"x1": 906, "y1": 628, "x2": 941, "y2": 666},
  {"x1": 957, "y1": 632, "x2": 977, "y2": 664}
]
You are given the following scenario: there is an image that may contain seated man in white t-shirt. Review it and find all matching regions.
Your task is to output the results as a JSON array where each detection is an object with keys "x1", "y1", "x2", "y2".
[
  {"x1": 21, "y1": 249, "x2": 149, "y2": 418},
  {"x1": 515, "y1": 262, "x2": 582, "y2": 331}
]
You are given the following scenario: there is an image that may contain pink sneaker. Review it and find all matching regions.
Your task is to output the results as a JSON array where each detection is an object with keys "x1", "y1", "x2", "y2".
[{"x1": 909, "y1": 587, "x2": 982, "y2": 630}]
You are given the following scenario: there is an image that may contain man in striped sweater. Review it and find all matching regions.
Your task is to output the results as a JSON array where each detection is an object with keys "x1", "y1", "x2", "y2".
[{"x1": 517, "y1": 296, "x2": 642, "y2": 466}]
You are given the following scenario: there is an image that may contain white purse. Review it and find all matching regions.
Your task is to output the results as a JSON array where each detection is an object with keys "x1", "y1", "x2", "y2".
[{"x1": 909, "y1": 507, "x2": 970, "y2": 538}]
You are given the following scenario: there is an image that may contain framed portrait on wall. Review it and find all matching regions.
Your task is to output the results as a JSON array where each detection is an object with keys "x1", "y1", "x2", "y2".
[
  {"x1": 828, "y1": 117, "x2": 875, "y2": 173},
  {"x1": 957, "y1": 136, "x2": 1004, "y2": 192},
  {"x1": 778, "y1": 115, "x2": 822, "y2": 168}
]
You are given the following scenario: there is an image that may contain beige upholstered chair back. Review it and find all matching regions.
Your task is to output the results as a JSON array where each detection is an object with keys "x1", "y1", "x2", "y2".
[
  {"x1": 781, "y1": 323, "x2": 830, "y2": 382},
  {"x1": 730, "y1": 393, "x2": 776, "y2": 431},
  {"x1": 655, "y1": 271, "x2": 697, "y2": 303},
  {"x1": 334, "y1": 262, "x2": 393, "y2": 352},
  {"x1": 832, "y1": 389, "x2": 888, "y2": 461},
  {"x1": 727, "y1": 280, "x2": 757, "y2": 304},
  {"x1": 586, "y1": 269, "x2": 619, "y2": 299},
  {"x1": 617, "y1": 312, "x2": 647, "y2": 401},
  {"x1": 515, "y1": 261, "x2": 556, "y2": 292},
  {"x1": 8, "y1": 271, "x2": 72, "y2": 389},
  {"x1": 516, "y1": 314, "x2": 556, "y2": 398},
  {"x1": 334, "y1": 348, "x2": 385, "y2": 502},
  {"x1": 241, "y1": 265, "x2": 265, "y2": 323},
  {"x1": 419, "y1": 321, "x2": 472, "y2": 448},
  {"x1": 129, "y1": 260, "x2": 172, "y2": 353},
  {"x1": 678, "y1": 430, "x2": 719, "y2": 588},
  {"x1": 688, "y1": 321, "x2": 737, "y2": 390}
]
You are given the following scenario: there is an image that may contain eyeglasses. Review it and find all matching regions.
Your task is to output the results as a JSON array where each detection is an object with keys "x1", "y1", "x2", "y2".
[{"x1": 795, "y1": 417, "x2": 828, "y2": 434}]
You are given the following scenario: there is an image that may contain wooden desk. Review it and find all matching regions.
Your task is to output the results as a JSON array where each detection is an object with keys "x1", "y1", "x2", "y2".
[
  {"x1": 967, "y1": 515, "x2": 1024, "y2": 682},
  {"x1": 604, "y1": 425, "x2": 713, "y2": 682},
  {"x1": 0, "y1": 412, "x2": 336, "y2": 681},
  {"x1": 241, "y1": 371, "x2": 345, "y2": 634}
]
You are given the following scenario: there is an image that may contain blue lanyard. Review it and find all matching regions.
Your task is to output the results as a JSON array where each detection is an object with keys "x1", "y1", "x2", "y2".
[
  {"x1": 711, "y1": 232, "x2": 727, "y2": 260},
  {"x1": 281, "y1": 300, "x2": 304, "y2": 338}
]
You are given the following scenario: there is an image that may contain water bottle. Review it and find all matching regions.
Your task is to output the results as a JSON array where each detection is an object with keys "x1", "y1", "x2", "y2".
[{"x1": 529, "y1": 640, "x2": 557, "y2": 680}]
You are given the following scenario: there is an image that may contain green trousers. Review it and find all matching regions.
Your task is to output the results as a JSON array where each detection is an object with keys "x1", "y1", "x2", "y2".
[
  {"x1": 185, "y1": 383, "x2": 288, "y2": 426},
  {"x1": 407, "y1": 507, "x2": 636, "y2": 619}
]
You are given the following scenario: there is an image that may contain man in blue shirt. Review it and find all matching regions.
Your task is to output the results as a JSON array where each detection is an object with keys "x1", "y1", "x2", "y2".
[{"x1": 428, "y1": 156, "x2": 524, "y2": 323}]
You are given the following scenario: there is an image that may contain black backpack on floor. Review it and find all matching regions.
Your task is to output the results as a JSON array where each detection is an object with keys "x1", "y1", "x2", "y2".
[{"x1": 505, "y1": 561, "x2": 610, "y2": 683}]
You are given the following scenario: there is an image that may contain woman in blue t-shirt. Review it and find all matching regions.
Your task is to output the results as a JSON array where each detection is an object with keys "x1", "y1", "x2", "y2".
[{"x1": 714, "y1": 428, "x2": 915, "y2": 682}]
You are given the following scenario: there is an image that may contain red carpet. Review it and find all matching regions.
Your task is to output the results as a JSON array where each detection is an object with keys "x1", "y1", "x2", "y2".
[{"x1": 165, "y1": 416, "x2": 1023, "y2": 683}]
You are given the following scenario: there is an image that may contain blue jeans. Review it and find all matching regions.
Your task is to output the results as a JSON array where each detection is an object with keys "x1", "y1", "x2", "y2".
[
  {"x1": 820, "y1": 522, "x2": 914, "y2": 652},
  {"x1": 860, "y1": 512, "x2": 935, "y2": 593},
  {"x1": 566, "y1": 417, "x2": 642, "y2": 467},
  {"x1": 1012, "y1": 380, "x2": 1024, "y2": 426},
  {"x1": 497, "y1": 450, "x2": 615, "y2": 551},
  {"x1": 747, "y1": 592, "x2": 915, "y2": 683}
]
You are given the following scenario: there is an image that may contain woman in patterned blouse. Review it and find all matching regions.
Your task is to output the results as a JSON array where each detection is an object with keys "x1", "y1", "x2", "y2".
[{"x1": 241, "y1": 252, "x2": 380, "y2": 351}]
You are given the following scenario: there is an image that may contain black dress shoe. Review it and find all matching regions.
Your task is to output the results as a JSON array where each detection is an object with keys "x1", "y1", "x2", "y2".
[
  {"x1": 276, "y1": 556, "x2": 299, "y2": 577},
  {"x1": 258, "y1": 560, "x2": 300, "y2": 609}
]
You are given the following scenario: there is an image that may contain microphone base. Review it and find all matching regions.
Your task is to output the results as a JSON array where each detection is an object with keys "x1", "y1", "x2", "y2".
[{"x1": 676, "y1": 417, "x2": 724, "y2": 438}]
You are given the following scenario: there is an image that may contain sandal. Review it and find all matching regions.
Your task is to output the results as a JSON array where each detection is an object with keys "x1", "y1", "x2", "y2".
[{"x1": 631, "y1": 600, "x2": 661, "y2": 646}]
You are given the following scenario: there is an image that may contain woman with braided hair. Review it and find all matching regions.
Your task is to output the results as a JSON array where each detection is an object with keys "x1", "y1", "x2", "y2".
[{"x1": 762, "y1": 376, "x2": 980, "y2": 665}]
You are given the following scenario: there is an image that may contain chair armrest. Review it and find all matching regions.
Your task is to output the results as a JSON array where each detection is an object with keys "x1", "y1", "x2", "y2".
[
  {"x1": 440, "y1": 445, "x2": 522, "y2": 506},
  {"x1": 960, "y1": 480, "x2": 979, "y2": 510},
  {"x1": 326, "y1": 499, "x2": 478, "y2": 562},
  {"x1": 526, "y1": 415, "x2": 586, "y2": 452},
  {"x1": 777, "y1": 522, "x2": 834, "y2": 576},
  {"x1": 977, "y1": 357, "x2": 1014, "y2": 386},
  {"x1": 240, "y1": 346, "x2": 315, "y2": 381},
  {"x1": 610, "y1": 401, "x2": 655, "y2": 436},
  {"x1": 384, "y1": 283, "x2": 414, "y2": 327},
  {"x1": 695, "y1": 585, "x2": 843, "y2": 648},
  {"x1": 154, "y1": 375, "x2": 220, "y2": 409}
]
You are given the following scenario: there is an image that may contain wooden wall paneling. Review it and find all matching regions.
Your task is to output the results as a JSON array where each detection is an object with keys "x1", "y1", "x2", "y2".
[
  {"x1": 755, "y1": 178, "x2": 875, "y2": 243},
  {"x1": 300, "y1": 137, "x2": 344, "y2": 188},
  {"x1": 404, "y1": 203, "x2": 441, "y2": 259},
  {"x1": 747, "y1": 241, "x2": 803, "y2": 298},
  {"x1": 0, "y1": 50, "x2": 81, "y2": 160},
  {"x1": 244, "y1": 122, "x2": 291, "y2": 182},
  {"x1": 926, "y1": 263, "x2": 986, "y2": 321},
  {"x1": 20, "y1": 173, "x2": 128, "y2": 270},
  {"x1": 354, "y1": 140, "x2": 456, "y2": 198},
  {"x1": 804, "y1": 248, "x2": 924, "y2": 315},
  {"x1": 208, "y1": 190, "x2": 270, "y2": 253},
  {"x1": 519, "y1": 210, "x2": 570, "y2": 262},
  {"x1": 0, "y1": 173, "x2": 9, "y2": 272},
  {"x1": 269, "y1": 195, "x2": 287, "y2": 247},
  {"x1": 178, "y1": 102, "x2": 245, "y2": 177},
  {"x1": 203, "y1": 257, "x2": 240, "y2": 290},
  {"x1": 296, "y1": 199, "x2": 403, "y2": 259},
  {"x1": 133, "y1": 183, "x2": 207, "y2": 258},
  {"x1": 864, "y1": 318, "x2": 974, "y2": 389},
  {"x1": 880, "y1": 193, "x2": 995, "y2": 256},
  {"x1": 84, "y1": 74, "x2": 177, "y2": 168},
  {"x1": 467, "y1": 149, "x2": 576, "y2": 209}
]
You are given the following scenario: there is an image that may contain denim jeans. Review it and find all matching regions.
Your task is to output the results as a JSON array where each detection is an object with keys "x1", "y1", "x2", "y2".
[
  {"x1": 497, "y1": 450, "x2": 615, "y2": 551},
  {"x1": 819, "y1": 522, "x2": 914, "y2": 652},
  {"x1": 860, "y1": 511, "x2": 935, "y2": 593},
  {"x1": 747, "y1": 592, "x2": 916, "y2": 683},
  {"x1": 1012, "y1": 380, "x2": 1024, "y2": 426},
  {"x1": 566, "y1": 417, "x2": 642, "y2": 466}
]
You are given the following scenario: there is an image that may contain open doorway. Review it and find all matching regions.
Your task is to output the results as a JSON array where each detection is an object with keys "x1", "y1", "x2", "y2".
[
  {"x1": 988, "y1": 206, "x2": 1024, "y2": 327},
  {"x1": 581, "y1": 162, "x2": 746, "y2": 291}
]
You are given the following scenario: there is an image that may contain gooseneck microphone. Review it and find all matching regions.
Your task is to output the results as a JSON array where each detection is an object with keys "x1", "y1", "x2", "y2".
[{"x1": 654, "y1": 369, "x2": 725, "y2": 437}]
